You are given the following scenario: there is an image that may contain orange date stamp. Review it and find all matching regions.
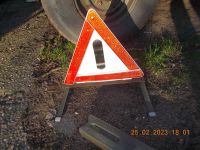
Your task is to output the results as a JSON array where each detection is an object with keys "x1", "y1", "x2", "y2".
[{"x1": 130, "y1": 129, "x2": 190, "y2": 136}]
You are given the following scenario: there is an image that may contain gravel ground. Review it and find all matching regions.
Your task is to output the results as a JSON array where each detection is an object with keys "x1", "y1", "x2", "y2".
[{"x1": 0, "y1": 1, "x2": 52, "y2": 149}]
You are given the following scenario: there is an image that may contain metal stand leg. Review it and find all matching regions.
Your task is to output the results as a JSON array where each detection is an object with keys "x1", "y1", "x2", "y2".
[
  {"x1": 55, "y1": 79, "x2": 155, "y2": 121},
  {"x1": 55, "y1": 87, "x2": 70, "y2": 122},
  {"x1": 139, "y1": 82, "x2": 156, "y2": 117}
]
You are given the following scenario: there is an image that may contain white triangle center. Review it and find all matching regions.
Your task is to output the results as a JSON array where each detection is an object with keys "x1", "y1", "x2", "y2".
[{"x1": 77, "y1": 30, "x2": 129, "y2": 77}]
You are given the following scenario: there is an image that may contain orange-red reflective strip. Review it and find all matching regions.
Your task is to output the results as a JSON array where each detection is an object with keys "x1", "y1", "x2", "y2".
[
  {"x1": 86, "y1": 9, "x2": 139, "y2": 70},
  {"x1": 64, "y1": 21, "x2": 94, "y2": 85},
  {"x1": 64, "y1": 9, "x2": 144, "y2": 85},
  {"x1": 75, "y1": 71, "x2": 143, "y2": 83}
]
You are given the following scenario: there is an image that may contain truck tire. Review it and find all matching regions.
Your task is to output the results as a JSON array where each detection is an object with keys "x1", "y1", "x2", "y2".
[{"x1": 41, "y1": 0, "x2": 157, "y2": 44}]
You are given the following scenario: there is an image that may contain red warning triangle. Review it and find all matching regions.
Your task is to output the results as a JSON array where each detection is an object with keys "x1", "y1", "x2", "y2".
[{"x1": 64, "y1": 9, "x2": 144, "y2": 85}]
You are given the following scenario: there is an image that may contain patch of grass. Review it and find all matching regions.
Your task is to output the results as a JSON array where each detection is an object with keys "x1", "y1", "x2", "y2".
[
  {"x1": 145, "y1": 38, "x2": 182, "y2": 77},
  {"x1": 38, "y1": 35, "x2": 75, "y2": 69},
  {"x1": 145, "y1": 37, "x2": 190, "y2": 95},
  {"x1": 66, "y1": 41, "x2": 75, "y2": 53}
]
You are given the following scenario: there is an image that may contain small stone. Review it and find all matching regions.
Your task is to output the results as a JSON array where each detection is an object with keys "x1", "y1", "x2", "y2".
[
  {"x1": 32, "y1": 114, "x2": 39, "y2": 119},
  {"x1": 49, "y1": 109, "x2": 56, "y2": 115},
  {"x1": 8, "y1": 145, "x2": 14, "y2": 150},
  {"x1": 47, "y1": 122, "x2": 53, "y2": 127},
  {"x1": 45, "y1": 112, "x2": 54, "y2": 120},
  {"x1": 74, "y1": 112, "x2": 79, "y2": 115}
]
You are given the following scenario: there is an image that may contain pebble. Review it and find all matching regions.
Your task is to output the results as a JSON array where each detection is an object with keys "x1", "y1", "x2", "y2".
[
  {"x1": 45, "y1": 112, "x2": 54, "y2": 120},
  {"x1": 47, "y1": 122, "x2": 53, "y2": 127},
  {"x1": 8, "y1": 145, "x2": 14, "y2": 150},
  {"x1": 49, "y1": 109, "x2": 56, "y2": 115}
]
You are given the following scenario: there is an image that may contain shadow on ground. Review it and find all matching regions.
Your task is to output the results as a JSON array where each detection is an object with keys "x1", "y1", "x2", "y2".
[
  {"x1": 171, "y1": 0, "x2": 200, "y2": 112},
  {"x1": 0, "y1": 0, "x2": 42, "y2": 39}
]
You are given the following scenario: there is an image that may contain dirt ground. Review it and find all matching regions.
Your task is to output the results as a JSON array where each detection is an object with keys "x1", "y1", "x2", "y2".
[{"x1": 0, "y1": 0, "x2": 200, "y2": 150}]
